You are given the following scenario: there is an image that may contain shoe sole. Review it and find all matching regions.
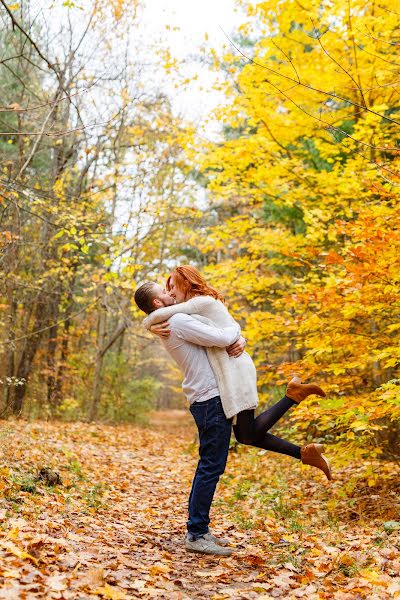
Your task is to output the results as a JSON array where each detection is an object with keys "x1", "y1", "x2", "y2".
[
  {"x1": 315, "y1": 445, "x2": 332, "y2": 481},
  {"x1": 185, "y1": 546, "x2": 233, "y2": 556},
  {"x1": 321, "y1": 454, "x2": 332, "y2": 480},
  {"x1": 306, "y1": 444, "x2": 333, "y2": 481}
]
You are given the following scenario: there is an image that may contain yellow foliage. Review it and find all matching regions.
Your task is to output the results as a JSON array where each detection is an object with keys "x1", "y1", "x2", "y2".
[{"x1": 189, "y1": 0, "x2": 400, "y2": 461}]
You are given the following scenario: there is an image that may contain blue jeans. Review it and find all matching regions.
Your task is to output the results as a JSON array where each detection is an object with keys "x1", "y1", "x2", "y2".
[{"x1": 187, "y1": 396, "x2": 232, "y2": 539}]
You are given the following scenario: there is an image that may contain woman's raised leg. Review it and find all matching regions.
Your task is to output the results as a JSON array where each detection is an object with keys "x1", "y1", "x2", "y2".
[{"x1": 232, "y1": 376, "x2": 331, "y2": 479}]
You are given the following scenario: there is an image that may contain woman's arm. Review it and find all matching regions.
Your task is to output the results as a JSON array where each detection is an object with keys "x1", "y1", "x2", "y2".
[{"x1": 143, "y1": 296, "x2": 216, "y2": 330}]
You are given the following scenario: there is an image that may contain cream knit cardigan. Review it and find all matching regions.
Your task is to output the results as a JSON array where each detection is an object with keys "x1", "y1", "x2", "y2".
[{"x1": 143, "y1": 296, "x2": 259, "y2": 420}]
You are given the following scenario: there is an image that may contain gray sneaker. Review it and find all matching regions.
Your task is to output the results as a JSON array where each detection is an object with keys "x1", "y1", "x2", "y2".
[
  {"x1": 185, "y1": 534, "x2": 233, "y2": 556},
  {"x1": 203, "y1": 531, "x2": 230, "y2": 547}
]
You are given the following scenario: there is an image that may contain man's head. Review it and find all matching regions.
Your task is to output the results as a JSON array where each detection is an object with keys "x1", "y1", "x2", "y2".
[{"x1": 134, "y1": 282, "x2": 175, "y2": 314}]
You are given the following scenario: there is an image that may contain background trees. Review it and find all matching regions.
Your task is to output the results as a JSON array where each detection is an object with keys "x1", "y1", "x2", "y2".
[{"x1": 0, "y1": 0, "x2": 196, "y2": 420}]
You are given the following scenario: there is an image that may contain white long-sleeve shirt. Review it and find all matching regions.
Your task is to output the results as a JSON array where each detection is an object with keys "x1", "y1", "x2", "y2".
[{"x1": 162, "y1": 313, "x2": 240, "y2": 404}]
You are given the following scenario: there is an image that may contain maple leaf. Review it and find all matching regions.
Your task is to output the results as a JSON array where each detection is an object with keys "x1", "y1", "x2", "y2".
[{"x1": 94, "y1": 584, "x2": 128, "y2": 600}]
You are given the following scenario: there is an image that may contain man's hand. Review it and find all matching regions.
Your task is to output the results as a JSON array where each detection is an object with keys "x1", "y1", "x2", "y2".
[
  {"x1": 226, "y1": 336, "x2": 246, "y2": 358},
  {"x1": 150, "y1": 321, "x2": 171, "y2": 338}
]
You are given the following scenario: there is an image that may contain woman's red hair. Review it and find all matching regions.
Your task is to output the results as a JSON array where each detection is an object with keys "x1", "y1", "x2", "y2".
[{"x1": 167, "y1": 265, "x2": 224, "y2": 302}]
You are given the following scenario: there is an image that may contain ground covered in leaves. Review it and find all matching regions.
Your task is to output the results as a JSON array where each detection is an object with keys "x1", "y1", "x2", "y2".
[{"x1": 0, "y1": 412, "x2": 399, "y2": 599}]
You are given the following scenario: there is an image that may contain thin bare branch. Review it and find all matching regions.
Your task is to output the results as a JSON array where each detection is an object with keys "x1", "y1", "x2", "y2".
[
  {"x1": 271, "y1": 39, "x2": 300, "y2": 83},
  {"x1": 262, "y1": 119, "x2": 293, "y2": 157},
  {"x1": 311, "y1": 18, "x2": 367, "y2": 109},
  {"x1": 353, "y1": 38, "x2": 400, "y2": 67},
  {"x1": 16, "y1": 98, "x2": 58, "y2": 178},
  {"x1": 0, "y1": 0, "x2": 57, "y2": 73},
  {"x1": 0, "y1": 299, "x2": 99, "y2": 347},
  {"x1": 263, "y1": 74, "x2": 399, "y2": 152},
  {"x1": 243, "y1": 64, "x2": 400, "y2": 184},
  {"x1": 0, "y1": 82, "x2": 97, "y2": 113},
  {"x1": 376, "y1": 3, "x2": 400, "y2": 16},
  {"x1": 0, "y1": 109, "x2": 123, "y2": 137},
  {"x1": 220, "y1": 28, "x2": 400, "y2": 127},
  {"x1": 364, "y1": 24, "x2": 400, "y2": 46},
  {"x1": 0, "y1": 192, "x2": 58, "y2": 226}
]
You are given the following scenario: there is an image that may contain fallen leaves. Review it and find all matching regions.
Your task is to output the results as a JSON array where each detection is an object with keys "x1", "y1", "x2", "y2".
[
  {"x1": 1, "y1": 541, "x2": 39, "y2": 566},
  {"x1": 0, "y1": 415, "x2": 398, "y2": 599},
  {"x1": 94, "y1": 583, "x2": 128, "y2": 599}
]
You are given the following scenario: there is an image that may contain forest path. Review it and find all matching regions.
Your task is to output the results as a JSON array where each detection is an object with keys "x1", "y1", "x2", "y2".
[{"x1": 0, "y1": 414, "x2": 399, "y2": 599}]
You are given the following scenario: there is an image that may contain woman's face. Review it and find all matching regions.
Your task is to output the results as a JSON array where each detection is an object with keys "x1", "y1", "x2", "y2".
[{"x1": 168, "y1": 273, "x2": 186, "y2": 303}]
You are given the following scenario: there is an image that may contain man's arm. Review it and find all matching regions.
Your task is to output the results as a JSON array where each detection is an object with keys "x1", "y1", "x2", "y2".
[{"x1": 171, "y1": 313, "x2": 240, "y2": 348}]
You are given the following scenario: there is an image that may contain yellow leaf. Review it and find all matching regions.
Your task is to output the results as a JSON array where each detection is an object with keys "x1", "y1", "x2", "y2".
[
  {"x1": 359, "y1": 568, "x2": 388, "y2": 586},
  {"x1": 94, "y1": 584, "x2": 127, "y2": 600},
  {"x1": 350, "y1": 421, "x2": 368, "y2": 431},
  {"x1": 2, "y1": 569, "x2": 20, "y2": 578},
  {"x1": 384, "y1": 358, "x2": 398, "y2": 368},
  {"x1": 149, "y1": 563, "x2": 170, "y2": 576},
  {"x1": 2, "y1": 541, "x2": 39, "y2": 566},
  {"x1": 8, "y1": 527, "x2": 19, "y2": 540}
]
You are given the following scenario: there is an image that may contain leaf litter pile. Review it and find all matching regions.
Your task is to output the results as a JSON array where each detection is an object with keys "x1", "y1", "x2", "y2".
[{"x1": 0, "y1": 412, "x2": 399, "y2": 599}]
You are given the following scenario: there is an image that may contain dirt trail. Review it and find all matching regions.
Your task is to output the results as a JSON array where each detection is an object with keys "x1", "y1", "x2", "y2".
[{"x1": 0, "y1": 416, "x2": 399, "y2": 599}]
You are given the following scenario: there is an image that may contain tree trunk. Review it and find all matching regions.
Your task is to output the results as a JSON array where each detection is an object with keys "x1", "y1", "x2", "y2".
[
  {"x1": 53, "y1": 311, "x2": 72, "y2": 406},
  {"x1": 3, "y1": 296, "x2": 17, "y2": 412},
  {"x1": 11, "y1": 296, "x2": 49, "y2": 415},
  {"x1": 46, "y1": 320, "x2": 59, "y2": 411},
  {"x1": 88, "y1": 305, "x2": 107, "y2": 421},
  {"x1": 88, "y1": 315, "x2": 128, "y2": 421}
]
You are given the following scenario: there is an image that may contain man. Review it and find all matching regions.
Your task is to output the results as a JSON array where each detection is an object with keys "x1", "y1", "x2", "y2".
[{"x1": 134, "y1": 282, "x2": 246, "y2": 556}]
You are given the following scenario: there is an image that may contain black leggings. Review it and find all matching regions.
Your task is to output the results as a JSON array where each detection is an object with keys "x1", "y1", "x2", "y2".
[{"x1": 233, "y1": 396, "x2": 301, "y2": 460}]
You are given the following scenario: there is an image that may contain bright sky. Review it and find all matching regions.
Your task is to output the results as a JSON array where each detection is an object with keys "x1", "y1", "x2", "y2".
[
  {"x1": 36, "y1": 0, "x2": 244, "y2": 133},
  {"x1": 141, "y1": 0, "x2": 244, "y2": 122},
  {"x1": 142, "y1": 0, "x2": 242, "y2": 52}
]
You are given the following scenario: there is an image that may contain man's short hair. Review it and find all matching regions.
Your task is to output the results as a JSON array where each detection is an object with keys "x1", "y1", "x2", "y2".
[{"x1": 134, "y1": 281, "x2": 158, "y2": 314}]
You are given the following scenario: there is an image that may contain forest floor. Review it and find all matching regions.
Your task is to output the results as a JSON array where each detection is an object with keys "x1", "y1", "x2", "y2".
[{"x1": 0, "y1": 412, "x2": 399, "y2": 599}]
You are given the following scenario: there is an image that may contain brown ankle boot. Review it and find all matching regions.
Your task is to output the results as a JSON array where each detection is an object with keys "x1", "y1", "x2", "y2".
[
  {"x1": 286, "y1": 374, "x2": 326, "y2": 404},
  {"x1": 301, "y1": 443, "x2": 332, "y2": 481}
]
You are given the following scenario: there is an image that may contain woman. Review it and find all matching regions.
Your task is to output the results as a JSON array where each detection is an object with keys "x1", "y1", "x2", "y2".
[{"x1": 143, "y1": 265, "x2": 331, "y2": 480}]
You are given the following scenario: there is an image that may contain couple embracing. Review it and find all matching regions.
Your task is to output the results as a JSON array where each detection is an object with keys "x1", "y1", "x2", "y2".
[{"x1": 134, "y1": 265, "x2": 331, "y2": 557}]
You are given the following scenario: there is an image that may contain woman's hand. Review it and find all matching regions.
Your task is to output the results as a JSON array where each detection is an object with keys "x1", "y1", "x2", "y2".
[
  {"x1": 226, "y1": 336, "x2": 246, "y2": 358},
  {"x1": 150, "y1": 321, "x2": 171, "y2": 338}
]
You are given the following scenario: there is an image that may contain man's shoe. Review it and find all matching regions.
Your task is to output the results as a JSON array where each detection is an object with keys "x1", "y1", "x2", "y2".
[
  {"x1": 203, "y1": 531, "x2": 230, "y2": 547},
  {"x1": 185, "y1": 535, "x2": 233, "y2": 556},
  {"x1": 286, "y1": 374, "x2": 326, "y2": 404},
  {"x1": 301, "y1": 443, "x2": 332, "y2": 481}
]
